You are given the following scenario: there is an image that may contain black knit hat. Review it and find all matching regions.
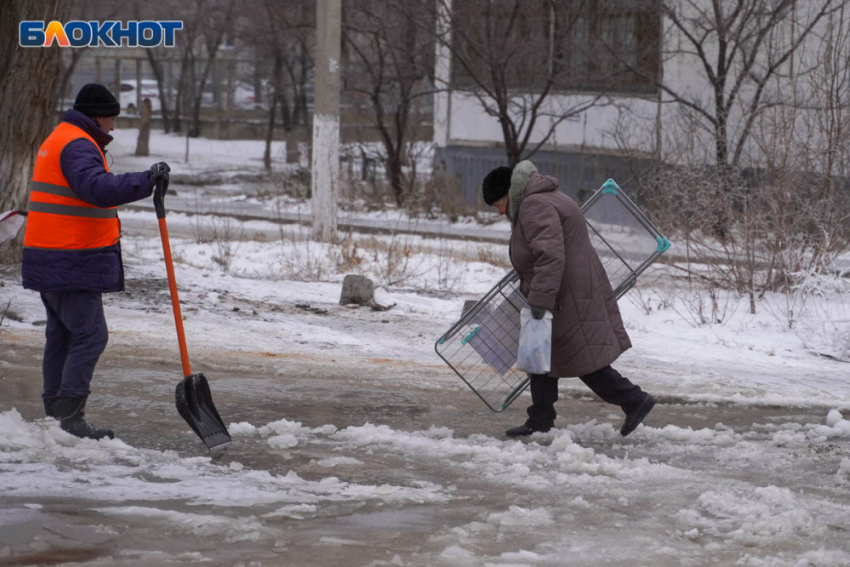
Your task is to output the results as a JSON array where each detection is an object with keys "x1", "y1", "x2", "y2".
[
  {"x1": 482, "y1": 166, "x2": 513, "y2": 205},
  {"x1": 73, "y1": 83, "x2": 121, "y2": 117}
]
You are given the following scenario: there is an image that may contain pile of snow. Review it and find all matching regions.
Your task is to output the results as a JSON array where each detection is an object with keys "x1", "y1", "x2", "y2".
[
  {"x1": 3, "y1": 407, "x2": 850, "y2": 564},
  {"x1": 676, "y1": 486, "x2": 816, "y2": 546},
  {"x1": 836, "y1": 458, "x2": 850, "y2": 486},
  {"x1": 228, "y1": 422, "x2": 257, "y2": 436},
  {"x1": 331, "y1": 422, "x2": 673, "y2": 490},
  {"x1": 487, "y1": 505, "x2": 554, "y2": 527},
  {"x1": 256, "y1": 417, "x2": 338, "y2": 451},
  {"x1": 316, "y1": 457, "x2": 363, "y2": 468},
  {"x1": 0, "y1": 409, "x2": 448, "y2": 538},
  {"x1": 95, "y1": 506, "x2": 275, "y2": 543}
]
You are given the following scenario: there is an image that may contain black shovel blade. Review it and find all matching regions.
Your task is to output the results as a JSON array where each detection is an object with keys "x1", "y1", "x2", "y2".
[{"x1": 175, "y1": 373, "x2": 231, "y2": 450}]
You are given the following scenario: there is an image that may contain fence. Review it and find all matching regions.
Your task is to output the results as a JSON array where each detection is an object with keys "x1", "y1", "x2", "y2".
[{"x1": 435, "y1": 145, "x2": 654, "y2": 209}]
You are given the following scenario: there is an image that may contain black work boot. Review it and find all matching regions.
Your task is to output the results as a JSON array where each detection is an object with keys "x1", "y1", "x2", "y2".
[
  {"x1": 53, "y1": 396, "x2": 114, "y2": 440},
  {"x1": 506, "y1": 423, "x2": 551, "y2": 437},
  {"x1": 620, "y1": 393, "x2": 656, "y2": 437},
  {"x1": 506, "y1": 375, "x2": 558, "y2": 437},
  {"x1": 43, "y1": 398, "x2": 57, "y2": 418}
]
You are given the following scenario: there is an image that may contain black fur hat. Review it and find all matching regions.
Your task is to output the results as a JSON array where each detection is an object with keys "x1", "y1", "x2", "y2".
[{"x1": 482, "y1": 166, "x2": 513, "y2": 205}]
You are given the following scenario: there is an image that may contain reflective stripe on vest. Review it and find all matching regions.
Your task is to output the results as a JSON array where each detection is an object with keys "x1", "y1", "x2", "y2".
[
  {"x1": 28, "y1": 201, "x2": 118, "y2": 219},
  {"x1": 23, "y1": 122, "x2": 120, "y2": 251}
]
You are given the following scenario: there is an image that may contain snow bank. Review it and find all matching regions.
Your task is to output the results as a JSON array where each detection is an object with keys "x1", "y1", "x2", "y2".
[
  {"x1": 331, "y1": 422, "x2": 676, "y2": 490},
  {"x1": 95, "y1": 506, "x2": 276, "y2": 542},
  {"x1": 487, "y1": 506, "x2": 554, "y2": 527},
  {"x1": 672, "y1": 484, "x2": 844, "y2": 551},
  {"x1": 228, "y1": 421, "x2": 258, "y2": 436},
  {"x1": 0, "y1": 409, "x2": 448, "y2": 510}
]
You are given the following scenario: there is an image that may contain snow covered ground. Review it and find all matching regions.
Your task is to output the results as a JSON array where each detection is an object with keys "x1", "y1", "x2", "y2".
[
  {"x1": 2, "y1": 399, "x2": 850, "y2": 566},
  {"x1": 107, "y1": 127, "x2": 512, "y2": 244},
  {"x1": 1, "y1": 128, "x2": 849, "y2": 565},
  {"x1": 2, "y1": 222, "x2": 849, "y2": 565},
  {"x1": 106, "y1": 127, "x2": 289, "y2": 180}
]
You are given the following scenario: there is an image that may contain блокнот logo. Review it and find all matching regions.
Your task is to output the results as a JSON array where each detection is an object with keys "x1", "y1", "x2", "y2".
[{"x1": 19, "y1": 21, "x2": 183, "y2": 48}]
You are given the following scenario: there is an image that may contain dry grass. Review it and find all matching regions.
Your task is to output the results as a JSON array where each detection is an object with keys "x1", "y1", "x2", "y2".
[
  {"x1": 473, "y1": 245, "x2": 511, "y2": 268},
  {"x1": 333, "y1": 234, "x2": 365, "y2": 273},
  {"x1": 419, "y1": 170, "x2": 467, "y2": 221},
  {"x1": 362, "y1": 233, "x2": 426, "y2": 286}
]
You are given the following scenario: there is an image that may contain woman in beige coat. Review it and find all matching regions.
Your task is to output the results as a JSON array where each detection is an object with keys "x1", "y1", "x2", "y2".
[{"x1": 482, "y1": 161, "x2": 656, "y2": 437}]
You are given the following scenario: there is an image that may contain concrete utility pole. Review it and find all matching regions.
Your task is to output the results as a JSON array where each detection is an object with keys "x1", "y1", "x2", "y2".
[{"x1": 311, "y1": 0, "x2": 341, "y2": 242}]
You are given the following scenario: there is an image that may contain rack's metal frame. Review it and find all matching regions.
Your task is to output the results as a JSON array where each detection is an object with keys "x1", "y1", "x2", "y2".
[{"x1": 434, "y1": 179, "x2": 671, "y2": 412}]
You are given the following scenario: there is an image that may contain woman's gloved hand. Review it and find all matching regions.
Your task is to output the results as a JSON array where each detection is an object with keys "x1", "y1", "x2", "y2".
[{"x1": 530, "y1": 305, "x2": 549, "y2": 320}]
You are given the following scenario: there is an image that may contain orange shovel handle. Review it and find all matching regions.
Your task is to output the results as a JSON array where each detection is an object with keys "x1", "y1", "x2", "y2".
[{"x1": 154, "y1": 177, "x2": 192, "y2": 377}]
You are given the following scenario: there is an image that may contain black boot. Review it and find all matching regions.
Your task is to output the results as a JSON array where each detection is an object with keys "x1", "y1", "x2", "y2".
[
  {"x1": 620, "y1": 393, "x2": 656, "y2": 437},
  {"x1": 506, "y1": 375, "x2": 558, "y2": 437},
  {"x1": 43, "y1": 398, "x2": 56, "y2": 418},
  {"x1": 506, "y1": 423, "x2": 550, "y2": 437},
  {"x1": 53, "y1": 396, "x2": 114, "y2": 440}
]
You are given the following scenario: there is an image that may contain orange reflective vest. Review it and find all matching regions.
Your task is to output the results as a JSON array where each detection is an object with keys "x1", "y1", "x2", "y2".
[{"x1": 24, "y1": 122, "x2": 119, "y2": 251}]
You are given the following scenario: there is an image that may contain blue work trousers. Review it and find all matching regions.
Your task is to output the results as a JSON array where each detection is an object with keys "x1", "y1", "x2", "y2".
[{"x1": 40, "y1": 291, "x2": 108, "y2": 402}]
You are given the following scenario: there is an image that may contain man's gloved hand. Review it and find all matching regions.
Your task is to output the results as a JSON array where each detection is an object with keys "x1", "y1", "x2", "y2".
[
  {"x1": 148, "y1": 162, "x2": 170, "y2": 189},
  {"x1": 530, "y1": 305, "x2": 549, "y2": 320}
]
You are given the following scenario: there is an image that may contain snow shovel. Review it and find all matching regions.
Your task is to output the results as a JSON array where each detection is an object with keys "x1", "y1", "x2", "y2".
[{"x1": 154, "y1": 176, "x2": 232, "y2": 451}]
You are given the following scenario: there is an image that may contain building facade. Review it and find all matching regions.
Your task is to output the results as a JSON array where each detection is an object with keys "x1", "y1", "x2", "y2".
[{"x1": 433, "y1": 0, "x2": 839, "y2": 207}]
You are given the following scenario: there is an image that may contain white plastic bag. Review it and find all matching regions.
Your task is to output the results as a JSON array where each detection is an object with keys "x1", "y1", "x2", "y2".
[
  {"x1": 0, "y1": 211, "x2": 25, "y2": 244},
  {"x1": 516, "y1": 307, "x2": 552, "y2": 374}
]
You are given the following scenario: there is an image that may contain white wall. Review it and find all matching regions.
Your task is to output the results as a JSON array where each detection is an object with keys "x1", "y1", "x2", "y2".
[{"x1": 445, "y1": 92, "x2": 660, "y2": 156}]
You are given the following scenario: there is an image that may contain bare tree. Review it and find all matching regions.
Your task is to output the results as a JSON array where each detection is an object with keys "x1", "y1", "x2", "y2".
[
  {"x1": 612, "y1": 0, "x2": 836, "y2": 237},
  {"x1": 625, "y1": 1, "x2": 850, "y2": 315},
  {"x1": 166, "y1": 0, "x2": 236, "y2": 136},
  {"x1": 135, "y1": 99, "x2": 153, "y2": 156},
  {"x1": 145, "y1": 48, "x2": 174, "y2": 133},
  {"x1": 188, "y1": 0, "x2": 236, "y2": 137},
  {"x1": 56, "y1": 49, "x2": 86, "y2": 115},
  {"x1": 54, "y1": 0, "x2": 121, "y2": 118},
  {"x1": 286, "y1": 38, "x2": 314, "y2": 129},
  {"x1": 135, "y1": 0, "x2": 180, "y2": 133},
  {"x1": 263, "y1": 51, "x2": 285, "y2": 170},
  {"x1": 247, "y1": 0, "x2": 315, "y2": 170},
  {"x1": 758, "y1": 1, "x2": 850, "y2": 281},
  {"x1": 172, "y1": 19, "x2": 195, "y2": 134},
  {"x1": 424, "y1": 0, "x2": 647, "y2": 166},
  {"x1": 274, "y1": 2, "x2": 315, "y2": 131},
  {"x1": 343, "y1": 0, "x2": 435, "y2": 206},
  {"x1": 0, "y1": 0, "x2": 71, "y2": 264},
  {"x1": 804, "y1": 1, "x2": 850, "y2": 197}
]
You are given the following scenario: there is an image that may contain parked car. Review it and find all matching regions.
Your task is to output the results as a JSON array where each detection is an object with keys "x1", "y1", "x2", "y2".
[
  {"x1": 113, "y1": 79, "x2": 162, "y2": 113},
  {"x1": 199, "y1": 81, "x2": 269, "y2": 110},
  {"x1": 232, "y1": 81, "x2": 262, "y2": 109}
]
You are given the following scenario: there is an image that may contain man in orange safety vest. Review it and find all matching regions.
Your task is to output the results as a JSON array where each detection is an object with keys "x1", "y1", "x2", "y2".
[{"x1": 22, "y1": 83, "x2": 170, "y2": 440}]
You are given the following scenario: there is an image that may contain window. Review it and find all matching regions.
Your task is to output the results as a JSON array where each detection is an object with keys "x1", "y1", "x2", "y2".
[{"x1": 451, "y1": 0, "x2": 661, "y2": 95}]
